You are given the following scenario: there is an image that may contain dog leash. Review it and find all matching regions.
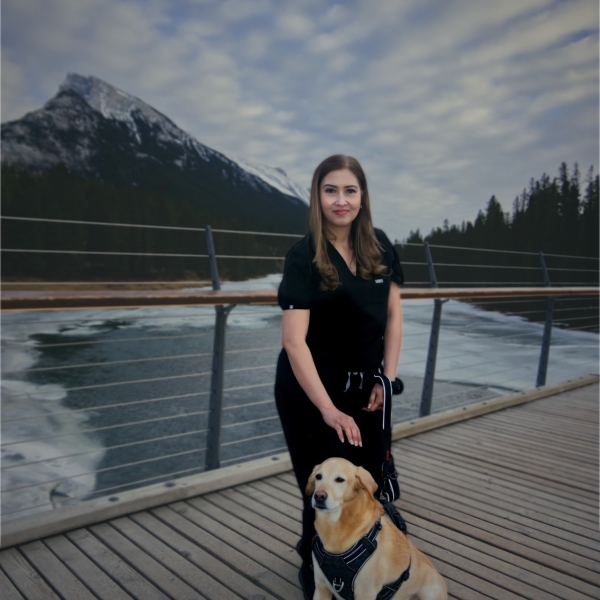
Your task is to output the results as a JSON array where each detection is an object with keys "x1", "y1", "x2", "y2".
[{"x1": 374, "y1": 373, "x2": 401, "y2": 503}]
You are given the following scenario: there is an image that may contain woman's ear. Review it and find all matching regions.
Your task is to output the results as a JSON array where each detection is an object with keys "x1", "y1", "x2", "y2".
[
  {"x1": 305, "y1": 463, "x2": 321, "y2": 496},
  {"x1": 355, "y1": 466, "x2": 378, "y2": 496}
]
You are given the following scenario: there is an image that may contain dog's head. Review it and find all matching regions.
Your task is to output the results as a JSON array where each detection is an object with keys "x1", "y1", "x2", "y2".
[{"x1": 305, "y1": 457, "x2": 378, "y2": 512}]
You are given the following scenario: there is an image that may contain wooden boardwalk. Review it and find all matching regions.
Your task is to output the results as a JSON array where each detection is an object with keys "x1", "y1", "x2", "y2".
[{"x1": 1, "y1": 384, "x2": 598, "y2": 600}]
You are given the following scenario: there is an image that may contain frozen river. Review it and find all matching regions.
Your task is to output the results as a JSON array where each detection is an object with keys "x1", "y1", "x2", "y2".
[{"x1": 2, "y1": 274, "x2": 598, "y2": 519}]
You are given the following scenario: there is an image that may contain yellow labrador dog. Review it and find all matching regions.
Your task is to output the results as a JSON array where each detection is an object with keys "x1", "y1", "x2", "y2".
[{"x1": 306, "y1": 458, "x2": 447, "y2": 600}]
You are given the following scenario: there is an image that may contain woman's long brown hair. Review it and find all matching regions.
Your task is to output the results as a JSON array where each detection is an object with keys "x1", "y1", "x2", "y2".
[{"x1": 308, "y1": 155, "x2": 386, "y2": 291}]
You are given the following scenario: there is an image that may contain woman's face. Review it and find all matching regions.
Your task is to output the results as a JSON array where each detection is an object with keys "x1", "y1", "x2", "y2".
[{"x1": 319, "y1": 168, "x2": 362, "y2": 231}]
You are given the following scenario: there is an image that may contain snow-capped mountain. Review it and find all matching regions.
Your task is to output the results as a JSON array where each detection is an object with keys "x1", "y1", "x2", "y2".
[
  {"x1": 1, "y1": 73, "x2": 308, "y2": 233},
  {"x1": 222, "y1": 152, "x2": 310, "y2": 203}
]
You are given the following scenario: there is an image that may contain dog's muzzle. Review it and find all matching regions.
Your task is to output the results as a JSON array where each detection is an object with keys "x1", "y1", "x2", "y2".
[{"x1": 312, "y1": 490, "x2": 328, "y2": 510}]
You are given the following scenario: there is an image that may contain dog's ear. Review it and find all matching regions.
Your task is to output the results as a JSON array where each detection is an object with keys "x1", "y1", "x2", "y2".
[
  {"x1": 355, "y1": 466, "x2": 378, "y2": 496},
  {"x1": 305, "y1": 463, "x2": 321, "y2": 496}
]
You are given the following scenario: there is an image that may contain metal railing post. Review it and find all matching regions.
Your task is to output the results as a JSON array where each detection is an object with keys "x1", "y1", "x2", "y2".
[
  {"x1": 419, "y1": 242, "x2": 447, "y2": 417},
  {"x1": 536, "y1": 252, "x2": 554, "y2": 387},
  {"x1": 205, "y1": 225, "x2": 235, "y2": 471}
]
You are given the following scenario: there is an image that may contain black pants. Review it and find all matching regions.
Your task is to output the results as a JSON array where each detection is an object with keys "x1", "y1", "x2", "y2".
[{"x1": 274, "y1": 350, "x2": 384, "y2": 563}]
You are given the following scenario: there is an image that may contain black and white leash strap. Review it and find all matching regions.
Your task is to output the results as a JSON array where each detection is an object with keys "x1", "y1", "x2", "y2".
[{"x1": 373, "y1": 373, "x2": 393, "y2": 431}]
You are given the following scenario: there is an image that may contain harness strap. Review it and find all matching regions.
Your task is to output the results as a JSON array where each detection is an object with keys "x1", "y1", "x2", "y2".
[
  {"x1": 312, "y1": 521, "x2": 383, "y2": 599},
  {"x1": 376, "y1": 560, "x2": 411, "y2": 600},
  {"x1": 313, "y1": 521, "x2": 381, "y2": 569}
]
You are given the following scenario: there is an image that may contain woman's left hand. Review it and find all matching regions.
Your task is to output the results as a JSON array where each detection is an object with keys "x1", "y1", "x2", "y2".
[{"x1": 363, "y1": 383, "x2": 384, "y2": 412}]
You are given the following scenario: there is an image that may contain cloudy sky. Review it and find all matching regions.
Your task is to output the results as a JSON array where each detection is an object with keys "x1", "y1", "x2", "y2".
[{"x1": 2, "y1": 0, "x2": 598, "y2": 240}]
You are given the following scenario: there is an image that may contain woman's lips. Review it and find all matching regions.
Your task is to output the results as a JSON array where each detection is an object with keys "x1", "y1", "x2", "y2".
[{"x1": 333, "y1": 210, "x2": 349, "y2": 216}]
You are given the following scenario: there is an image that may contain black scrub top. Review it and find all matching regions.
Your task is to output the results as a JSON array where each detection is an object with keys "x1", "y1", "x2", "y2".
[{"x1": 278, "y1": 229, "x2": 403, "y2": 387}]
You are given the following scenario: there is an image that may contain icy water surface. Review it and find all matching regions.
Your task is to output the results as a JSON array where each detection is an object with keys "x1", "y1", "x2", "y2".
[{"x1": 2, "y1": 274, "x2": 598, "y2": 519}]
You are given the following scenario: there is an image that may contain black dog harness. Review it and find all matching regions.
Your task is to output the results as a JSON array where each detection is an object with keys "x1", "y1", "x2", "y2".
[{"x1": 313, "y1": 520, "x2": 411, "y2": 600}]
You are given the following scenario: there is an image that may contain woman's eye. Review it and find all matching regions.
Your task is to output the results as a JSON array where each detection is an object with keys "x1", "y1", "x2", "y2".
[
  {"x1": 346, "y1": 189, "x2": 356, "y2": 194},
  {"x1": 335, "y1": 477, "x2": 345, "y2": 483},
  {"x1": 315, "y1": 474, "x2": 322, "y2": 480},
  {"x1": 324, "y1": 188, "x2": 335, "y2": 194}
]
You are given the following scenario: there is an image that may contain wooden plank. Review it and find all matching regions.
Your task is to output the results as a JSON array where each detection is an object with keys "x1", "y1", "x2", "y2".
[
  {"x1": 391, "y1": 375, "x2": 599, "y2": 442},
  {"x1": 406, "y1": 433, "x2": 598, "y2": 493},
  {"x1": 203, "y1": 491, "x2": 299, "y2": 547},
  {"x1": 418, "y1": 427, "x2": 598, "y2": 486},
  {"x1": 3, "y1": 286, "x2": 596, "y2": 310},
  {"x1": 408, "y1": 525, "x2": 565, "y2": 600},
  {"x1": 406, "y1": 509, "x2": 600, "y2": 599},
  {"x1": 44, "y1": 535, "x2": 133, "y2": 600},
  {"x1": 396, "y1": 445, "x2": 600, "y2": 539},
  {"x1": 405, "y1": 511, "x2": 600, "y2": 600},
  {"x1": 0, "y1": 548, "x2": 61, "y2": 600},
  {"x1": 469, "y1": 420, "x2": 599, "y2": 458},
  {"x1": 420, "y1": 437, "x2": 599, "y2": 496},
  {"x1": 219, "y1": 488, "x2": 301, "y2": 535},
  {"x1": 129, "y1": 510, "x2": 272, "y2": 600},
  {"x1": 399, "y1": 437, "x2": 599, "y2": 509},
  {"x1": 187, "y1": 496, "x2": 301, "y2": 566},
  {"x1": 413, "y1": 537, "x2": 558, "y2": 600},
  {"x1": 408, "y1": 543, "x2": 527, "y2": 600},
  {"x1": 238, "y1": 483, "x2": 302, "y2": 521},
  {"x1": 446, "y1": 415, "x2": 599, "y2": 458},
  {"x1": 19, "y1": 540, "x2": 98, "y2": 600},
  {"x1": 401, "y1": 490, "x2": 600, "y2": 585},
  {"x1": 271, "y1": 475, "x2": 304, "y2": 498},
  {"x1": 108, "y1": 516, "x2": 240, "y2": 600},
  {"x1": 151, "y1": 505, "x2": 299, "y2": 599},
  {"x1": 89, "y1": 522, "x2": 205, "y2": 600},
  {"x1": 402, "y1": 494, "x2": 600, "y2": 590},
  {"x1": 496, "y1": 406, "x2": 599, "y2": 429},
  {"x1": 0, "y1": 566, "x2": 26, "y2": 600},
  {"x1": 517, "y1": 402, "x2": 600, "y2": 420},
  {"x1": 488, "y1": 417, "x2": 598, "y2": 445},
  {"x1": 171, "y1": 499, "x2": 301, "y2": 588},
  {"x1": 399, "y1": 468, "x2": 600, "y2": 565},
  {"x1": 409, "y1": 516, "x2": 597, "y2": 600},
  {"x1": 66, "y1": 528, "x2": 169, "y2": 600}
]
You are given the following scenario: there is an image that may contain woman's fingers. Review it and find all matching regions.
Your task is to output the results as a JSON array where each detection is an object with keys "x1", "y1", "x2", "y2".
[
  {"x1": 343, "y1": 416, "x2": 362, "y2": 447},
  {"x1": 321, "y1": 407, "x2": 362, "y2": 446},
  {"x1": 363, "y1": 384, "x2": 383, "y2": 412}
]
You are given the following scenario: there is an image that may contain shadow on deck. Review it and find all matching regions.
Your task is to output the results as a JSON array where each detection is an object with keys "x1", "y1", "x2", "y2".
[{"x1": 1, "y1": 384, "x2": 598, "y2": 600}]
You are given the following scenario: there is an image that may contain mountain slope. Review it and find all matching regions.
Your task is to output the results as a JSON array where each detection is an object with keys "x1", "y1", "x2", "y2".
[{"x1": 1, "y1": 73, "x2": 308, "y2": 234}]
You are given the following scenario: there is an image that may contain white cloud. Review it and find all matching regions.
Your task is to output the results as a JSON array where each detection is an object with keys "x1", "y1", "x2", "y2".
[
  {"x1": 275, "y1": 12, "x2": 314, "y2": 38},
  {"x1": 1, "y1": 0, "x2": 597, "y2": 239}
]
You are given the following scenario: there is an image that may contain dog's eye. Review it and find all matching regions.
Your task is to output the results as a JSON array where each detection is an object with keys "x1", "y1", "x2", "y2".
[
  {"x1": 315, "y1": 474, "x2": 322, "y2": 480},
  {"x1": 335, "y1": 477, "x2": 345, "y2": 483}
]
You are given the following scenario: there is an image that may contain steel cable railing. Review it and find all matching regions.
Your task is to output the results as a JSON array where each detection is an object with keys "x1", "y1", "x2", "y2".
[
  {"x1": 1, "y1": 218, "x2": 598, "y2": 525},
  {"x1": 2, "y1": 464, "x2": 209, "y2": 518}
]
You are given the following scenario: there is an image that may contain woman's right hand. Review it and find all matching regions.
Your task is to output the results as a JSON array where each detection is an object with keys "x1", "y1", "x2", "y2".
[{"x1": 321, "y1": 406, "x2": 362, "y2": 447}]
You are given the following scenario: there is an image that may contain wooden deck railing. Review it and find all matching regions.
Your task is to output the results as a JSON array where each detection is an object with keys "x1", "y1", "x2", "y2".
[{"x1": 1, "y1": 285, "x2": 598, "y2": 310}]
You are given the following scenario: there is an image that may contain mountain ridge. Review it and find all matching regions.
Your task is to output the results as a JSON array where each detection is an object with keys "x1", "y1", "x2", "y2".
[{"x1": 1, "y1": 73, "x2": 308, "y2": 233}]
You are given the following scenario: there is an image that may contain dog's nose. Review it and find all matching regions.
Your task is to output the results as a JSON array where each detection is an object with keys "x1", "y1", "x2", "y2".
[{"x1": 314, "y1": 490, "x2": 328, "y2": 503}]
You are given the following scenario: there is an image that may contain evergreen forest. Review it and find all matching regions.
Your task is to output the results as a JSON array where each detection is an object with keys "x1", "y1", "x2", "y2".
[
  {"x1": 1, "y1": 165, "x2": 306, "y2": 284},
  {"x1": 398, "y1": 162, "x2": 598, "y2": 287},
  {"x1": 396, "y1": 162, "x2": 599, "y2": 332}
]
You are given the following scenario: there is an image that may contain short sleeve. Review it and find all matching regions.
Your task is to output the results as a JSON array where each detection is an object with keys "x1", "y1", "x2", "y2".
[
  {"x1": 376, "y1": 229, "x2": 404, "y2": 285},
  {"x1": 278, "y1": 240, "x2": 313, "y2": 310}
]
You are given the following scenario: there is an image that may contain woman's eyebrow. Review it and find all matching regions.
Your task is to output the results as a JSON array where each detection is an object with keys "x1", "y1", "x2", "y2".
[{"x1": 322, "y1": 183, "x2": 358, "y2": 189}]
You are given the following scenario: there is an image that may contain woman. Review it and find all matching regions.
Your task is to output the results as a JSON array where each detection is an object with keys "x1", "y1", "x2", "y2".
[{"x1": 275, "y1": 154, "x2": 404, "y2": 597}]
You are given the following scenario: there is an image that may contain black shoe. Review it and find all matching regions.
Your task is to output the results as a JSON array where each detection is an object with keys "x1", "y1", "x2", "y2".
[
  {"x1": 382, "y1": 501, "x2": 408, "y2": 534},
  {"x1": 298, "y1": 560, "x2": 315, "y2": 600}
]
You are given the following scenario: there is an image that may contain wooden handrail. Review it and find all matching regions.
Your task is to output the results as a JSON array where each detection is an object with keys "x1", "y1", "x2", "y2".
[{"x1": 1, "y1": 286, "x2": 598, "y2": 311}]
